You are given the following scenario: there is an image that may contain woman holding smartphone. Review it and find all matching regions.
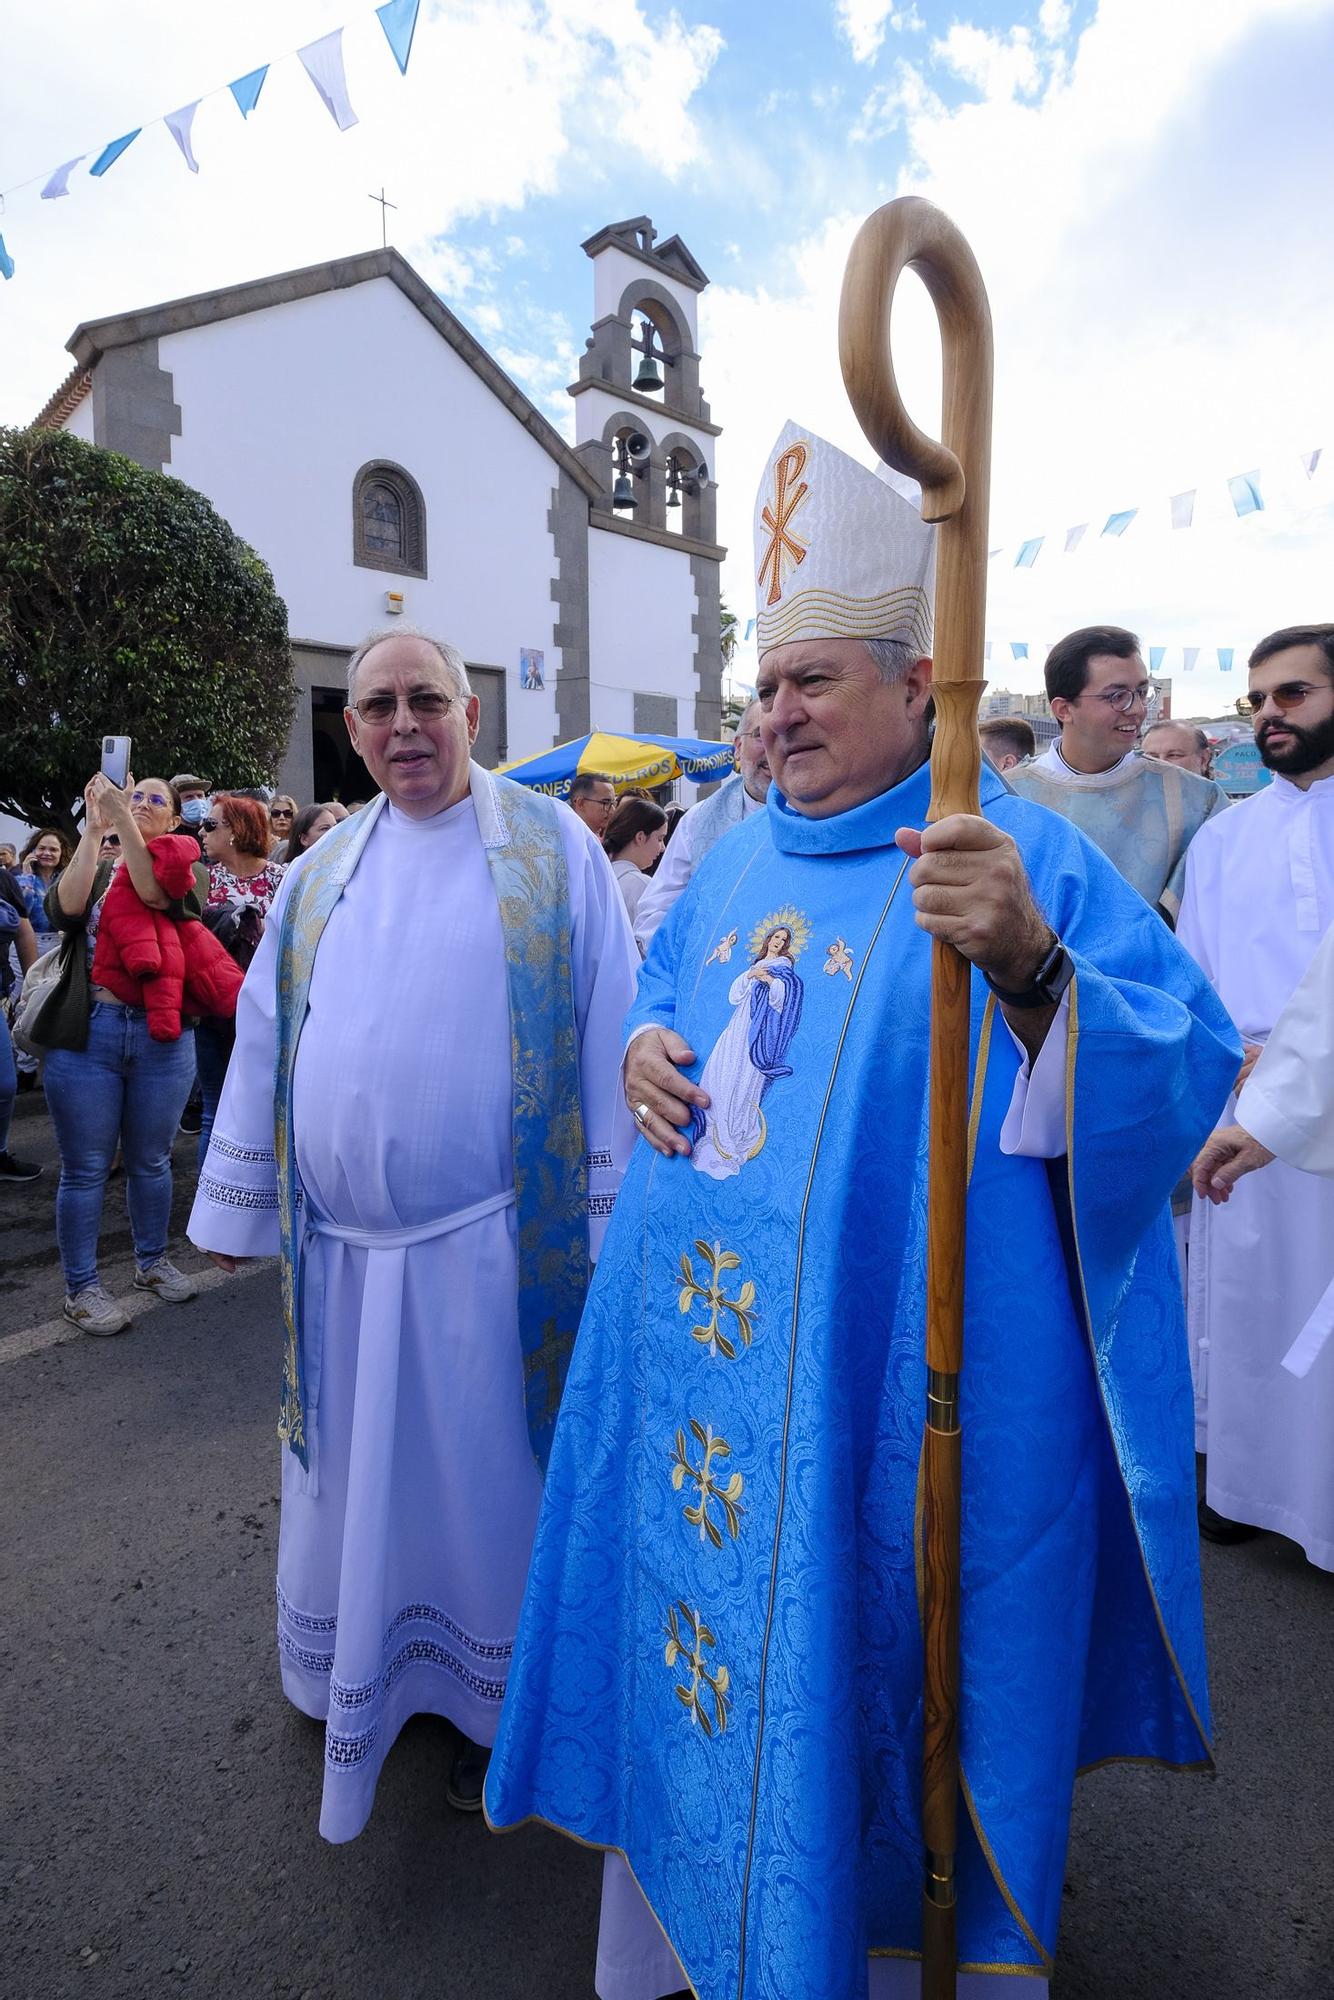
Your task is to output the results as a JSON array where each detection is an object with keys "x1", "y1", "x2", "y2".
[{"x1": 38, "y1": 773, "x2": 206, "y2": 1335}]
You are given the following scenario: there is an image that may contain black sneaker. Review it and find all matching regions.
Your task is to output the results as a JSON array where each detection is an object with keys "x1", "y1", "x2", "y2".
[
  {"x1": 445, "y1": 1735, "x2": 491, "y2": 1813},
  {"x1": 178, "y1": 1099, "x2": 203, "y2": 1136},
  {"x1": 0, "y1": 1150, "x2": 42, "y2": 1183},
  {"x1": 1198, "y1": 1498, "x2": 1260, "y2": 1545}
]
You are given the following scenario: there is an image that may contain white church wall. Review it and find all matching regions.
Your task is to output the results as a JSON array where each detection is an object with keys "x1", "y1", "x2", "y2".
[
  {"x1": 588, "y1": 529, "x2": 697, "y2": 737},
  {"x1": 158, "y1": 277, "x2": 562, "y2": 764},
  {"x1": 64, "y1": 395, "x2": 95, "y2": 443},
  {"x1": 592, "y1": 245, "x2": 698, "y2": 347}
]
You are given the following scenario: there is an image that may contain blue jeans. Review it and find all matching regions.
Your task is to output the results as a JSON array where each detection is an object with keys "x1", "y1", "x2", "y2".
[
  {"x1": 0, "y1": 1010, "x2": 15, "y2": 1154},
  {"x1": 44, "y1": 1001, "x2": 197, "y2": 1294},
  {"x1": 195, "y1": 1015, "x2": 236, "y2": 1170}
]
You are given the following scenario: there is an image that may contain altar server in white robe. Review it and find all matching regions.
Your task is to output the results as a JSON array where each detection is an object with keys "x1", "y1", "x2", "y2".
[
  {"x1": 1176, "y1": 623, "x2": 1334, "y2": 1566},
  {"x1": 189, "y1": 630, "x2": 637, "y2": 1841},
  {"x1": 633, "y1": 701, "x2": 771, "y2": 950}
]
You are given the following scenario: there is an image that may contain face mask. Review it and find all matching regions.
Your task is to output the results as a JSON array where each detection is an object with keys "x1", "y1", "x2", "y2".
[{"x1": 181, "y1": 797, "x2": 208, "y2": 825}]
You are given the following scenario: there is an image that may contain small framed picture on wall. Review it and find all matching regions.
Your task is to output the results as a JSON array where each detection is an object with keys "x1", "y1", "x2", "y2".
[{"x1": 520, "y1": 647, "x2": 545, "y2": 691}]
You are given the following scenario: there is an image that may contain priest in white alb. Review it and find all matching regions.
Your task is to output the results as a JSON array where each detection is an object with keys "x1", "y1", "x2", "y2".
[
  {"x1": 1009, "y1": 625, "x2": 1230, "y2": 920},
  {"x1": 189, "y1": 629, "x2": 637, "y2": 1839},
  {"x1": 633, "y1": 699, "x2": 771, "y2": 951},
  {"x1": 1176, "y1": 623, "x2": 1334, "y2": 1566}
]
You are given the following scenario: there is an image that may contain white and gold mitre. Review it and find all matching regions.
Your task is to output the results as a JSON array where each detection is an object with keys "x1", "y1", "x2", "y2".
[{"x1": 752, "y1": 420, "x2": 936, "y2": 657}]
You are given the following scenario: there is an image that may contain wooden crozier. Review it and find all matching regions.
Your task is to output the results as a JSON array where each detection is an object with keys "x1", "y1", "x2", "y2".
[{"x1": 839, "y1": 196, "x2": 995, "y2": 2000}]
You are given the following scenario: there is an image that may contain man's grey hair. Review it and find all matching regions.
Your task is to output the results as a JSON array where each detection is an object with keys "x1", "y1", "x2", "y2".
[
  {"x1": 346, "y1": 626, "x2": 472, "y2": 702},
  {"x1": 864, "y1": 637, "x2": 922, "y2": 683},
  {"x1": 1143, "y1": 718, "x2": 1209, "y2": 754}
]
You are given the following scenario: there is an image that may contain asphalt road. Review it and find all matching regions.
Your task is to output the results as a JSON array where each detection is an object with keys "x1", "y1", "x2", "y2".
[{"x1": 2, "y1": 1088, "x2": 1332, "y2": 1999}]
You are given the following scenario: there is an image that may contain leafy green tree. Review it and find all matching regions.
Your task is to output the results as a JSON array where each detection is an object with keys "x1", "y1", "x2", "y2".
[
  {"x1": 0, "y1": 426, "x2": 294, "y2": 839},
  {"x1": 719, "y1": 597, "x2": 739, "y2": 668}
]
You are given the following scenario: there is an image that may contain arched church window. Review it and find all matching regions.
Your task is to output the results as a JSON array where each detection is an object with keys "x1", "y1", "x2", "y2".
[{"x1": 352, "y1": 460, "x2": 427, "y2": 577}]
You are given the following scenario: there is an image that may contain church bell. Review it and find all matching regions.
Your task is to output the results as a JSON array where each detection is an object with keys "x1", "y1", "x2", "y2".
[{"x1": 633, "y1": 349, "x2": 665, "y2": 394}]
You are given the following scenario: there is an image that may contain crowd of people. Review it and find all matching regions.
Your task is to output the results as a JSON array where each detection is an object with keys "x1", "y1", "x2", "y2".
[
  {"x1": 1, "y1": 423, "x2": 1330, "y2": 1997},
  {"x1": 0, "y1": 776, "x2": 344, "y2": 1333}
]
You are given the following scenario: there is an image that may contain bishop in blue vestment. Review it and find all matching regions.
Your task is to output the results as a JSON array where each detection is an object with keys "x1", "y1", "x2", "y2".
[{"x1": 486, "y1": 425, "x2": 1240, "y2": 1998}]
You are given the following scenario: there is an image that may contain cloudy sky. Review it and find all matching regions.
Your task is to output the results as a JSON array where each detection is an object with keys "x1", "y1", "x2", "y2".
[{"x1": 4, "y1": 0, "x2": 1333, "y2": 720}]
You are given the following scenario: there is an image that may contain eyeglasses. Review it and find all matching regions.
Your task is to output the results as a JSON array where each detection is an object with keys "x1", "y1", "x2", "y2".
[
  {"x1": 352, "y1": 689, "x2": 455, "y2": 724},
  {"x1": 1236, "y1": 681, "x2": 1322, "y2": 717},
  {"x1": 270, "y1": 807, "x2": 293, "y2": 820},
  {"x1": 1094, "y1": 683, "x2": 1159, "y2": 714},
  {"x1": 131, "y1": 789, "x2": 171, "y2": 807}
]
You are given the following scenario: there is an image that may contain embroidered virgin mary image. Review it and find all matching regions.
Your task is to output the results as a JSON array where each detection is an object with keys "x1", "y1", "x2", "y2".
[{"x1": 689, "y1": 907, "x2": 809, "y2": 1179}]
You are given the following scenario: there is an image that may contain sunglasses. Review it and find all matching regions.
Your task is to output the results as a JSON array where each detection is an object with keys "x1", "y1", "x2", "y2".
[
  {"x1": 270, "y1": 808, "x2": 293, "y2": 819},
  {"x1": 1236, "y1": 681, "x2": 1322, "y2": 717},
  {"x1": 352, "y1": 689, "x2": 455, "y2": 724},
  {"x1": 101, "y1": 833, "x2": 121, "y2": 848},
  {"x1": 200, "y1": 818, "x2": 222, "y2": 833}
]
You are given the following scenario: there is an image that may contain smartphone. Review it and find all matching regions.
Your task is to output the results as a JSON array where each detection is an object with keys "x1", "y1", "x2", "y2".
[{"x1": 100, "y1": 735, "x2": 132, "y2": 788}]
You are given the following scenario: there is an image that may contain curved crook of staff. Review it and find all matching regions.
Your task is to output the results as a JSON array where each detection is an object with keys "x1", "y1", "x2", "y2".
[{"x1": 839, "y1": 197, "x2": 995, "y2": 2000}]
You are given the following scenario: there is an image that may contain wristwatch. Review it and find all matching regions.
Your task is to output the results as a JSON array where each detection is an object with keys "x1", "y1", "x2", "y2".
[{"x1": 983, "y1": 932, "x2": 1074, "y2": 1010}]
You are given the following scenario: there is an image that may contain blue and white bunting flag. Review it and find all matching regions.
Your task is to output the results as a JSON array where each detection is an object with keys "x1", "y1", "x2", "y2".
[
  {"x1": 90, "y1": 130, "x2": 141, "y2": 177},
  {"x1": 229, "y1": 66, "x2": 269, "y2": 118},
  {"x1": 41, "y1": 157, "x2": 84, "y2": 199},
  {"x1": 0, "y1": 236, "x2": 14, "y2": 281},
  {"x1": 1228, "y1": 471, "x2": 1263, "y2": 516},
  {"x1": 376, "y1": 0, "x2": 422, "y2": 74},
  {"x1": 299, "y1": 30, "x2": 359, "y2": 131},
  {"x1": 165, "y1": 103, "x2": 201, "y2": 174}
]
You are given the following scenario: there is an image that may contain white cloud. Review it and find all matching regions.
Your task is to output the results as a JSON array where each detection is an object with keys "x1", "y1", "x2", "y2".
[
  {"x1": 0, "y1": 0, "x2": 723, "y2": 420},
  {"x1": 706, "y1": 0, "x2": 1334, "y2": 714},
  {"x1": 931, "y1": 24, "x2": 1043, "y2": 100},
  {"x1": 1038, "y1": 0, "x2": 1073, "y2": 40},
  {"x1": 836, "y1": 1, "x2": 922, "y2": 67}
]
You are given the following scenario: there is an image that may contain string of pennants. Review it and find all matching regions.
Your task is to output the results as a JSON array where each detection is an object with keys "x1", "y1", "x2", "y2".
[
  {"x1": 737, "y1": 622, "x2": 1245, "y2": 674},
  {"x1": 997, "y1": 450, "x2": 1324, "y2": 568},
  {"x1": 984, "y1": 642, "x2": 1240, "y2": 674},
  {"x1": 0, "y1": 0, "x2": 421, "y2": 280}
]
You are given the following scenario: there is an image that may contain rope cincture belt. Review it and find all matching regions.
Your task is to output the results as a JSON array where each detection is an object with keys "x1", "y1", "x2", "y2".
[
  {"x1": 306, "y1": 1186, "x2": 517, "y2": 1253},
  {"x1": 295, "y1": 1187, "x2": 518, "y2": 1494}
]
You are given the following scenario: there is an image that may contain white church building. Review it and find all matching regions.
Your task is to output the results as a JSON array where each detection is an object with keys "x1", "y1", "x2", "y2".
[{"x1": 34, "y1": 215, "x2": 724, "y2": 802}]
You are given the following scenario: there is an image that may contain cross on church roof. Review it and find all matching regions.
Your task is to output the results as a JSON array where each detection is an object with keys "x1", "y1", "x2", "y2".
[{"x1": 369, "y1": 187, "x2": 397, "y2": 250}]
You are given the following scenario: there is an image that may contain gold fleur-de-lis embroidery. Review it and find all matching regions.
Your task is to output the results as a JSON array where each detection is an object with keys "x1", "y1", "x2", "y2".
[
  {"x1": 663, "y1": 1601, "x2": 731, "y2": 1735},
  {"x1": 677, "y1": 1240, "x2": 757, "y2": 1359},
  {"x1": 671, "y1": 1420, "x2": 745, "y2": 1547},
  {"x1": 706, "y1": 927, "x2": 738, "y2": 966},
  {"x1": 824, "y1": 936, "x2": 854, "y2": 979}
]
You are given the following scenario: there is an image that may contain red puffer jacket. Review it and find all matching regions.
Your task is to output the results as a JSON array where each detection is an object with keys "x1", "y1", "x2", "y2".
[{"x1": 91, "y1": 835, "x2": 244, "y2": 1041}]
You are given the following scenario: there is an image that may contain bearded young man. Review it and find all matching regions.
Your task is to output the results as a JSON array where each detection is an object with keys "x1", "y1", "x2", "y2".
[
  {"x1": 1176, "y1": 624, "x2": 1334, "y2": 1566},
  {"x1": 484, "y1": 425, "x2": 1239, "y2": 1999}
]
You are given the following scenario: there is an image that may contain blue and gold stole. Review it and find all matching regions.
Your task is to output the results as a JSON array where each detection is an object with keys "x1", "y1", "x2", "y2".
[{"x1": 272, "y1": 765, "x2": 588, "y2": 1475}]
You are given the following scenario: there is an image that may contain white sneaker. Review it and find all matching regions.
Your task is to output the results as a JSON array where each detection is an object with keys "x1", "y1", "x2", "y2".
[
  {"x1": 133, "y1": 1257, "x2": 198, "y2": 1304},
  {"x1": 64, "y1": 1283, "x2": 131, "y2": 1336}
]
